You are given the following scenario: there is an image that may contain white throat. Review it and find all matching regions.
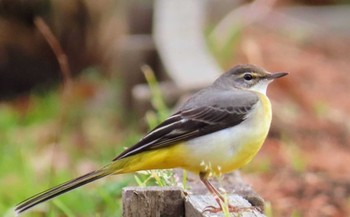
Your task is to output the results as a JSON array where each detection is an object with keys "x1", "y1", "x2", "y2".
[{"x1": 248, "y1": 80, "x2": 271, "y2": 95}]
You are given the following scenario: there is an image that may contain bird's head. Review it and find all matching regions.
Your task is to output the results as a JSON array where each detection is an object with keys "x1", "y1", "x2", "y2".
[{"x1": 215, "y1": 64, "x2": 288, "y2": 94}]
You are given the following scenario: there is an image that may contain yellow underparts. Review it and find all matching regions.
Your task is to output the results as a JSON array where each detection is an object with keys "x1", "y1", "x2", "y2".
[
  {"x1": 110, "y1": 93, "x2": 272, "y2": 177},
  {"x1": 109, "y1": 144, "x2": 189, "y2": 174}
]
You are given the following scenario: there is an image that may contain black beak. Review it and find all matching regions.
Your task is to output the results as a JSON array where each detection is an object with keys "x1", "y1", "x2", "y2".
[{"x1": 267, "y1": 72, "x2": 288, "y2": 80}]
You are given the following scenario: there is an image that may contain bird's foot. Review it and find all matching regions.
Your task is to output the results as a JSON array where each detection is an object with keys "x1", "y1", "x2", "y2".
[
  {"x1": 202, "y1": 205, "x2": 236, "y2": 213},
  {"x1": 202, "y1": 204, "x2": 259, "y2": 214}
]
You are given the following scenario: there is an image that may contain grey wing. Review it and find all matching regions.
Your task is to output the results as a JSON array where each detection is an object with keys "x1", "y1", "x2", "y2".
[{"x1": 114, "y1": 89, "x2": 258, "y2": 161}]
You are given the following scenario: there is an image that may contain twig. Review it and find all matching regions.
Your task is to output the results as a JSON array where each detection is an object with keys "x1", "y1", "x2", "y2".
[{"x1": 34, "y1": 16, "x2": 72, "y2": 89}]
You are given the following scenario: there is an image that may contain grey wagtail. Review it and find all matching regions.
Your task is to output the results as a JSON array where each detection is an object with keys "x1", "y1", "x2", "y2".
[{"x1": 15, "y1": 64, "x2": 287, "y2": 215}]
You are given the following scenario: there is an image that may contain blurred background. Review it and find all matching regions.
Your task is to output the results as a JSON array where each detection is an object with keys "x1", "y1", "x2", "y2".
[{"x1": 1, "y1": 0, "x2": 350, "y2": 216}]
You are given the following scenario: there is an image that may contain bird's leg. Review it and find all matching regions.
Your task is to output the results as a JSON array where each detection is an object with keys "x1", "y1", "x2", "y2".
[{"x1": 199, "y1": 172, "x2": 239, "y2": 213}]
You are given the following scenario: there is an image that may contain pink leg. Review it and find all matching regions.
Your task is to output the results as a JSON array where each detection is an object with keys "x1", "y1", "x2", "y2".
[{"x1": 199, "y1": 172, "x2": 239, "y2": 213}]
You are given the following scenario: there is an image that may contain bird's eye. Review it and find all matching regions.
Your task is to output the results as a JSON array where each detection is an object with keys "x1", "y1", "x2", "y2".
[{"x1": 243, "y1": 73, "x2": 253, "y2": 81}]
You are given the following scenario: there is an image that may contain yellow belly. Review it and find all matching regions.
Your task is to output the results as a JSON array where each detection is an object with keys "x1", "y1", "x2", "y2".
[
  {"x1": 180, "y1": 94, "x2": 272, "y2": 175},
  {"x1": 114, "y1": 94, "x2": 272, "y2": 176}
]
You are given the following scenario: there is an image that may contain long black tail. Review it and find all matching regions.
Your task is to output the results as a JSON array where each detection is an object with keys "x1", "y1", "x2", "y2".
[{"x1": 15, "y1": 168, "x2": 111, "y2": 215}]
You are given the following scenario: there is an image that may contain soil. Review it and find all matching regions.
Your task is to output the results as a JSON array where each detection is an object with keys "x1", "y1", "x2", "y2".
[{"x1": 232, "y1": 27, "x2": 350, "y2": 217}]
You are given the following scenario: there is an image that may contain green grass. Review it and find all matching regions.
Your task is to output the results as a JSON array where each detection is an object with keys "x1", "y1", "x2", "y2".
[
  {"x1": 0, "y1": 71, "x2": 140, "y2": 216},
  {"x1": 0, "y1": 66, "x2": 181, "y2": 216},
  {"x1": 133, "y1": 66, "x2": 186, "y2": 189}
]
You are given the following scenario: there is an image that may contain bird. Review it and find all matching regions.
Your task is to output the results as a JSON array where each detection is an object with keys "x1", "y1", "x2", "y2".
[{"x1": 15, "y1": 64, "x2": 288, "y2": 215}]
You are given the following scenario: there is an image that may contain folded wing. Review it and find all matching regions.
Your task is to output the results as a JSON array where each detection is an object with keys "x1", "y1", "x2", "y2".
[{"x1": 114, "y1": 88, "x2": 258, "y2": 161}]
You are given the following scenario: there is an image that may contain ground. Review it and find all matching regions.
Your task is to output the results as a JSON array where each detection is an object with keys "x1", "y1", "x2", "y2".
[
  {"x1": 1, "y1": 12, "x2": 349, "y2": 217},
  {"x1": 235, "y1": 27, "x2": 350, "y2": 217}
]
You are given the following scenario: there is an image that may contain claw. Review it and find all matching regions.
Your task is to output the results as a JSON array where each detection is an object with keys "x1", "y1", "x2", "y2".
[
  {"x1": 202, "y1": 197, "x2": 240, "y2": 214},
  {"x1": 202, "y1": 204, "x2": 239, "y2": 213},
  {"x1": 201, "y1": 203, "x2": 259, "y2": 215},
  {"x1": 202, "y1": 205, "x2": 220, "y2": 214}
]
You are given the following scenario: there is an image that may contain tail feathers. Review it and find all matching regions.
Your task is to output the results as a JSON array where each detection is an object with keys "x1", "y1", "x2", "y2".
[{"x1": 15, "y1": 168, "x2": 111, "y2": 215}]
